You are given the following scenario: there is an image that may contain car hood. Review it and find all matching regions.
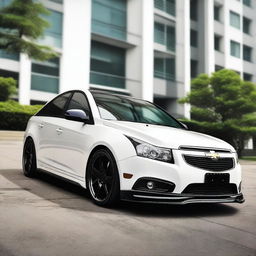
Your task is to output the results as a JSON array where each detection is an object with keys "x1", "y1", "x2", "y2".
[{"x1": 103, "y1": 120, "x2": 235, "y2": 151}]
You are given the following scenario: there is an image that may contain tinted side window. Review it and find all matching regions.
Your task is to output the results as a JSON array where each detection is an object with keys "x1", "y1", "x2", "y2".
[
  {"x1": 37, "y1": 92, "x2": 71, "y2": 117},
  {"x1": 67, "y1": 92, "x2": 93, "y2": 123}
]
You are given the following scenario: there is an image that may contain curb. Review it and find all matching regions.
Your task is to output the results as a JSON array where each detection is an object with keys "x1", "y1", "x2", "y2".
[{"x1": 0, "y1": 130, "x2": 24, "y2": 141}]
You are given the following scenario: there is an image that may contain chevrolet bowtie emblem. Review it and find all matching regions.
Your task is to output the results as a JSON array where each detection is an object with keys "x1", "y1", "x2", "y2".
[{"x1": 205, "y1": 151, "x2": 220, "y2": 160}]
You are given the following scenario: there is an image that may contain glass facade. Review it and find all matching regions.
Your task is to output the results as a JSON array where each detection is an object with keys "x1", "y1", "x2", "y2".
[
  {"x1": 230, "y1": 11, "x2": 240, "y2": 29},
  {"x1": 31, "y1": 58, "x2": 60, "y2": 93},
  {"x1": 214, "y1": 5, "x2": 221, "y2": 21},
  {"x1": 215, "y1": 65, "x2": 224, "y2": 71},
  {"x1": 92, "y1": 0, "x2": 127, "y2": 41},
  {"x1": 154, "y1": 0, "x2": 175, "y2": 16},
  {"x1": 190, "y1": 0, "x2": 198, "y2": 21},
  {"x1": 0, "y1": 50, "x2": 19, "y2": 61},
  {"x1": 243, "y1": 17, "x2": 251, "y2": 34},
  {"x1": 0, "y1": 0, "x2": 11, "y2": 7},
  {"x1": 154, "y1": 57, "x2": 175, "y2": 81},
  {"x1": 191, "y1": 60, "x2": 198, "y2": 78},
  {"x1": 154, "y1": 22, "x2": 175, "y2": 52},
  {"x1": 49, "y1": 0, "x2": 63, "y2": 3},
  {"x1": 243, "y1": 45, "x2": 252, "y2": 62},
  {"x1": 190, "y1": 29, "x2": 198, "y2": 47},
  {"x1": 90, "y1": 41, "x2": 125, "y2": 89},
  {"x1": 243, "y1": 0, "x2": 251, "y2": 6},
  {"x1": 40, "y1": 10, "x2": 63, "y2": 48},
  {"x1": 230, "y1": 40, "x2": 241, "y2": 58},
  {"x1": 243, "y1": 73, "x2": 252, "y2": 81},
  {"x1": 214, "y1": 35, "x2": 221, "y2": 51}
]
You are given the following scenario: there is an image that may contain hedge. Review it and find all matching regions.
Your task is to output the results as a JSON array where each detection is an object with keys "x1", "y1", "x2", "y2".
[{"x1": 0, "y1": 101, "x2": 42, "y2": 131}]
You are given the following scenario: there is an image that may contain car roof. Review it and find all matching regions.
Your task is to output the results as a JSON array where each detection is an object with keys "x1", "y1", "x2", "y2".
[{"x1": 89, "y1": 89, "x2": 140, "y2": 102}]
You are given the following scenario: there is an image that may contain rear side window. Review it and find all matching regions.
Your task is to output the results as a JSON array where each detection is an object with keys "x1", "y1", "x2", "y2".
[
  {"x1": 36, "y1": 92, "x2": 71, "y2": 118},
  {"x1": 66, "y1": 92, "x2": 94, "y2": 124}
]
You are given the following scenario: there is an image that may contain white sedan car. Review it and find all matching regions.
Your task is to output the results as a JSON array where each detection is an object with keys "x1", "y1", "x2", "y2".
[{"x1": 23, "y1": 90, "x2": 244, "y2": 206}]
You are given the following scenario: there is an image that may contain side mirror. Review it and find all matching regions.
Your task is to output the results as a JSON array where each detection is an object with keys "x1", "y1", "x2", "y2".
[
  {"x1": 65, "y1": 109, "x2": 90, "y2": 123},
  {"x1": 180, "y1": 122, "x2": 188, "y2": 130}
]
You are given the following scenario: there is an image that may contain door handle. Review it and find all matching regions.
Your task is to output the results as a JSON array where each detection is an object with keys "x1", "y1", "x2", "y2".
[
  {"x1": 56, "y1": 128, "x2": 63, "y2": 134},
  {"x1": 39, "y1": 123, "x2": 44, "y2": 129}
]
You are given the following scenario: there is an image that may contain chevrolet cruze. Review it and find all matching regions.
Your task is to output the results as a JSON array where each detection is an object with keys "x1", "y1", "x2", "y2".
[{"x1": 23, "y1": 89, "x2": 244, "y2": 206}]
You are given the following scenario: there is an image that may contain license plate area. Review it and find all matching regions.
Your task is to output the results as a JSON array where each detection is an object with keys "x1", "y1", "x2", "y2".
[{"x1": 205, "y1": 173, "x2": 230, "y2": 184}]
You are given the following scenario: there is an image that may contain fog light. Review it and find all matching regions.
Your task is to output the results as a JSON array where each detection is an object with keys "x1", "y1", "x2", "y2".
[{"x1": 147, "y1": 181, "x2": 154, "y2": 190}]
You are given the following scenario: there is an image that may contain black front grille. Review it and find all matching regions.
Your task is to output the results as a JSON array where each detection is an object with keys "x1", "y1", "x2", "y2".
[
  {"x1": 184, "y1": 155, "x2": 234, "y2": 171},
  {"x1": 182, "y1": 183, "x2": 238, "y2": 195}
]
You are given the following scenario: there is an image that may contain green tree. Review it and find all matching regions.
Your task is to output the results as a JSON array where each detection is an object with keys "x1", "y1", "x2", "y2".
[
  {"x1": 0, "y1": 0, "x2": 58, "y2": 61},
  {"x1": 0, "y1": 77, "x2": 16, "y2": 101},
  {"x1": 180, "y1": 69, "x2": 256, "y2": 156}
]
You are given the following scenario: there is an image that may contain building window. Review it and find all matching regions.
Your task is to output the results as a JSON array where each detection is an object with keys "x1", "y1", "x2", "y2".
[
  {"x1": 243, "y1": 73, "x2": 252, "y2": 81},
  {"x1": 0, "y1": 50, "x2": 19, "y2": 61},
  {"x1": 230, "y1": 40, "x2": 240, "y2": 58},
  {"x1": 243, "y1": 45, "x2": 252, "y2": 62},
  {"x1": 154, "y1": 22, "x2": 175, "y2": 51},
  {"x1": 215, "y1": 65, "x2": 224, "y2": 71},
  {"x1": 0, "y1": 0, "x2": 12, "y2": 8},
  {"x1": 49, "y1": 0, "x2": 62, "y2": 3},
  {"x1": 243, "y1": 0, "x2": 251, "y2": 6},
  {"x1": 31, "y1": 58, "x2": 60, "y2": 93},
  {"x1": 214, "y1": 35, "x2": 221, "y2": 51},
  {"x1": 92, "y1": 0, "x2": 127, "y2": 41},
  {"x1": 190, "y1": 29, "x2": 198, "y2": 47},
  {"x1": 214, "y1": 5, "x2": 221, "y2": 21},
  {"x1": 191, "y1": 60, "x2": 198, "y2": 78},
  {"x1": 40, "y1": 10, "x2": 63, "y2": 48},
  {"x1": 154, "y1": 0, "x2": 176, "y2": 16},
  {"x1": 190, "y1": 0, "x2": 198, "y2": 21},
  {"x1": 154, "y1": 22, "x2": 165, "y2": 45},
  {"x1": 243, "y1": 17, "x2": 251, "y2": 34},
  {"x1": 154, "y1": 57, "x2": 175, "y2": 81},
  {"x1": 230, "y1": 11, "x2": 240, "y2": 29},
  {"x1": 90, "y1": 41, "x2": 125, "y2": 89}
]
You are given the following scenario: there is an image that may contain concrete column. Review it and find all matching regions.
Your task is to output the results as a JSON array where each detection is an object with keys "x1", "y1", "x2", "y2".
[
  {"x1": 19, "y1": 54, "x2": 31, "y2": 105},
  {"x1": 141, "y1": 0, "x2": 154, "y2": 102},
  {"x1": 203, "y1": 0, "x2": 215, "y2": 74},
  {"x1": 176, "y1": 0, "x2": 191, "y2": 119},
  {"x1": 60, "y1": 0, "x2": 92, "y2": 92}
]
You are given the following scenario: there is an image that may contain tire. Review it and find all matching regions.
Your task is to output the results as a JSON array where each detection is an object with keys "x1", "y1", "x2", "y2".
[
  {"x1": 22, "y1": 138, "x2": 37, "y2": 177},
  {"x1": 87, "y1": 148, "x2": 120, "y2": 207}
]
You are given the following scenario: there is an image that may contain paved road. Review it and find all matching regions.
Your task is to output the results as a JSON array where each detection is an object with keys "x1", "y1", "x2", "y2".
[{"x1": 0, "y1": 139, "x2": 256, "y2": 256}]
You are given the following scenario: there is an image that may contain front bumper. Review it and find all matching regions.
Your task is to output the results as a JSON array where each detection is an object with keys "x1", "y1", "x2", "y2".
[
  {"x1": 118, "y1": 150, "x2": 242, "y2": 193},
  {"x1": 120, "y1": 190, "x2": 245, "y2": 204}
]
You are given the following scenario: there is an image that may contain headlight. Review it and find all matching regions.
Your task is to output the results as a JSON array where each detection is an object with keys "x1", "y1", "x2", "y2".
[{"x1": 126, "y1": 136, "x2": 174, "y2": 163}]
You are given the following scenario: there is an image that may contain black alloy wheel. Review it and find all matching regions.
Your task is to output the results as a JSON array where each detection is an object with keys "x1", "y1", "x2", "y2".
[
  {"x1": 22, "y1": 138, "x2": 37, "y2": 177},
  {"x1": 87, "y1": 149, "x2": 120, "y2": 206}
]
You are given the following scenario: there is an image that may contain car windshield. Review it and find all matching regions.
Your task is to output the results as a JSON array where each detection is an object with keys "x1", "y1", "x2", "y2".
[{"x1": 92, "y1": 92, "x2": 184, "y2": 129}]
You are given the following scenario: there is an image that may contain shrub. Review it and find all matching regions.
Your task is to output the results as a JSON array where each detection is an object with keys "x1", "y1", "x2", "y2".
[
  {"x1": 0, "y1": 101, "x2": 42, "y2": 130},
  {"x1": 0, "y1": 77, "x2": 17, "y2": 101}
]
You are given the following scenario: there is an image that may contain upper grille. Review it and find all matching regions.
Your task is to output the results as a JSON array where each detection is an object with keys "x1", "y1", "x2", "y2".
[
  {"x1": 184, "y1": 155, "x2": 234, "y2": 171},
  {"x1": 179, "y1": 146, "x2": 231, "y2": 153}
]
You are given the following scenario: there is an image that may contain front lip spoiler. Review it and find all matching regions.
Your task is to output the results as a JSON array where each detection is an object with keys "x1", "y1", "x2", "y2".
[{"x1": 120, "y1": 190, "x2": 245, "y2": 205}]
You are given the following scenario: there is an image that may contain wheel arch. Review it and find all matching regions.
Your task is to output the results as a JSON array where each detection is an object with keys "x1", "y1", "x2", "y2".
[{"x1": 85, "y1": 144, "x2": 119, "y2": 184}]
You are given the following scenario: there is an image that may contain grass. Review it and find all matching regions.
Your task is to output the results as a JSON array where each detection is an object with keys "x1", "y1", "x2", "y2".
[{"x1": 240, "y1": 156, "x2": 256, "y2": 161}]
